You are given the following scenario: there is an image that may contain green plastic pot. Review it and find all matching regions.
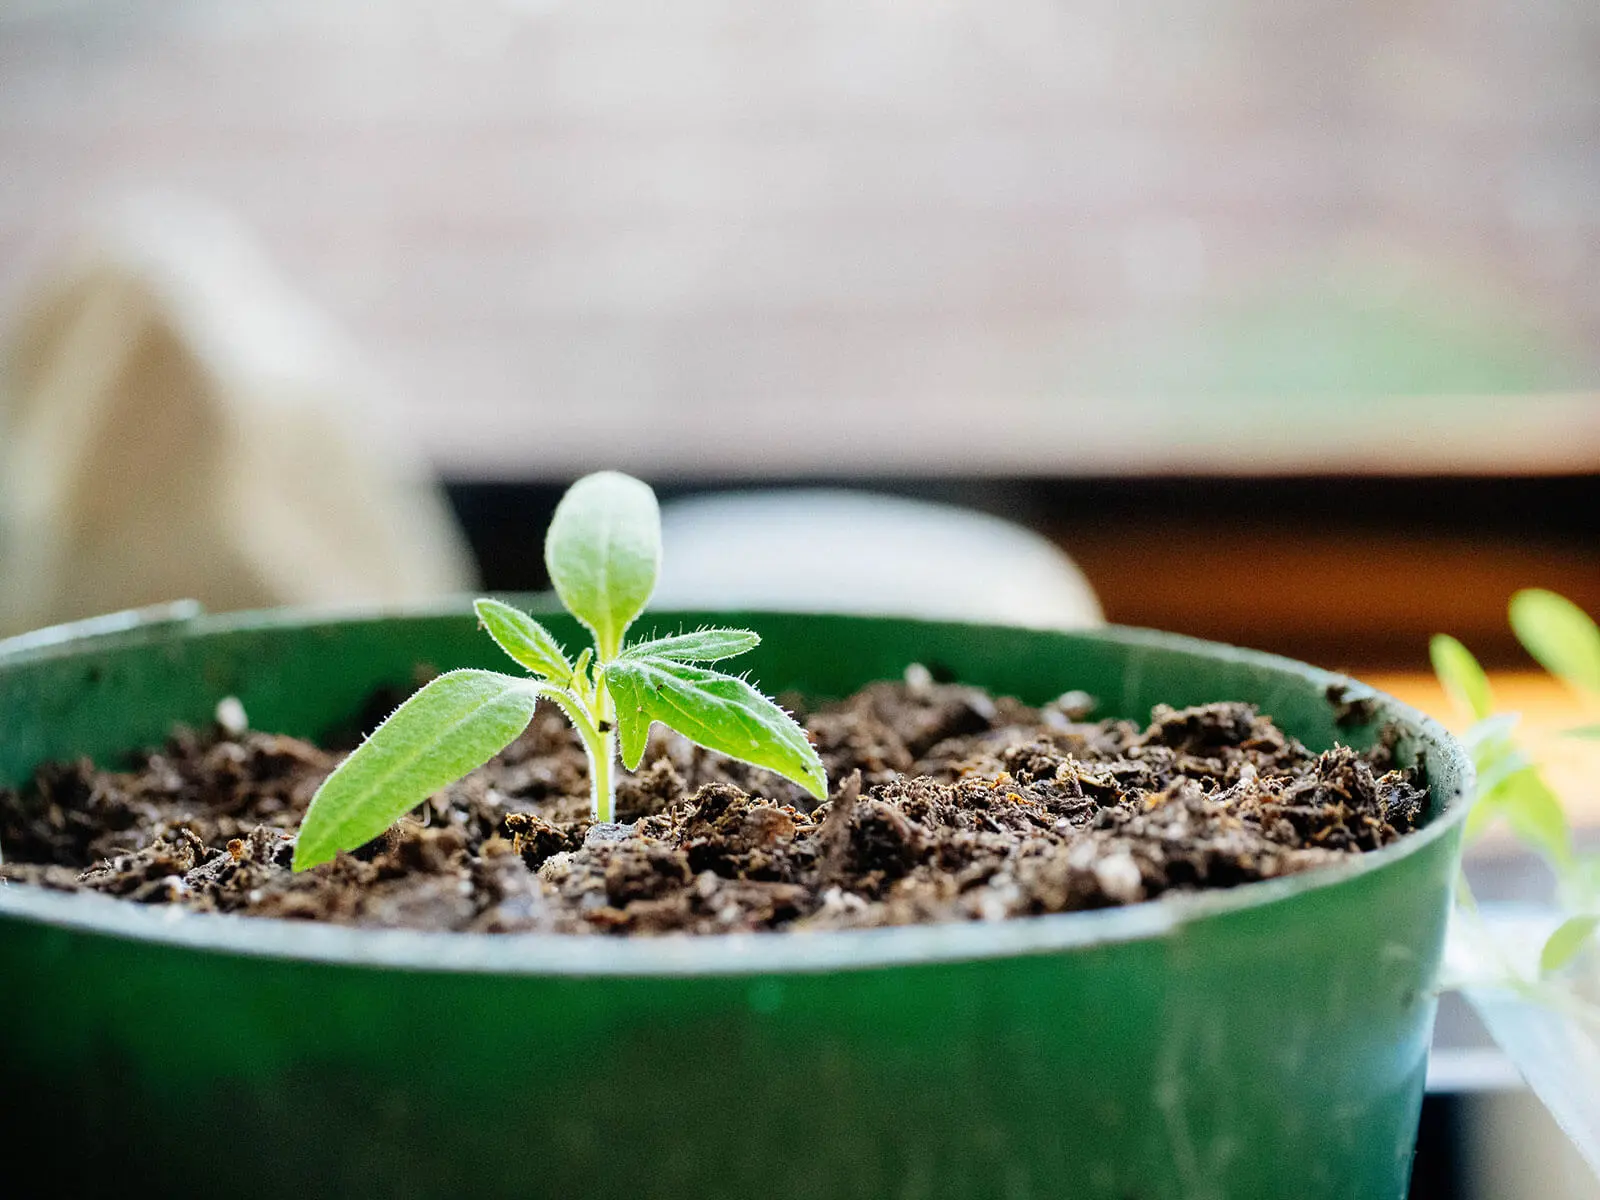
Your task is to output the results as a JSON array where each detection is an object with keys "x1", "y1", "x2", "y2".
[{"x1": 0, "y1": 603, "x2": 1471, "y2": 1199}]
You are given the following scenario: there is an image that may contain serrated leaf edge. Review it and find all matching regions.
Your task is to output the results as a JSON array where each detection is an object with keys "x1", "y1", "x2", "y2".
[
  {"x1": 604, "y1": 656, "x2": 825, "y2": 798},
  {"x1": 473, "y1": 598, "x2": 572, "y2": 681}
]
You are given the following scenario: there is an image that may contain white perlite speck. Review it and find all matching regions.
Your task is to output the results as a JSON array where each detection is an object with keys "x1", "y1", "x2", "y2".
[
  {"x1": 215, "y1": 695, "x2": 249, "y2": 736},
  {"x1": 1093, "y1": 853, "x2": 1144, "y2": 904}
]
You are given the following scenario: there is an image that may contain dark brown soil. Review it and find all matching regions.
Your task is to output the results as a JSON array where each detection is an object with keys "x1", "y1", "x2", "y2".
[{"x1": 0, "y1": 672, "x2": 1427, "y2": 935}]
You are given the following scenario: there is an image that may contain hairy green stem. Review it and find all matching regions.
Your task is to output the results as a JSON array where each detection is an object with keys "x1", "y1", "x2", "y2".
[
  {"x1": 588, "y1": 726, "x2": 617, "y2": 823},
  {"x1": 552, "y1": 687, "x2": 616, "y2": 823},
  {"x1": 587, "y1": 673, "x2": 619, "y2": 823}
]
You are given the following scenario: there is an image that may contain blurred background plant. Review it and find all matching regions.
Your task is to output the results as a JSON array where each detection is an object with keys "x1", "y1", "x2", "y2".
[
  {"x1": 1432, "y1": 590, "x2": 1600, "y2": 1186},
  {"x1": 1433, "y1": 589, "x2": 1600, "y2": 983}
]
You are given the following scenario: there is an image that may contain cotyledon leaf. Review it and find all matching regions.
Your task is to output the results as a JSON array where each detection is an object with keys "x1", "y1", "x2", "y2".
[
  {"x1": 292, "y1": 670, "x2": 545, "y2": 871},
  {"x1": 475, "y1": 597, "x2": 572, "y2": 681},
  {"x1": 544, "y1": 471, "x2": 660, "y2": 657},
  {"x1": 605, "y1": 656, "x2": 826, "y2": 800}
]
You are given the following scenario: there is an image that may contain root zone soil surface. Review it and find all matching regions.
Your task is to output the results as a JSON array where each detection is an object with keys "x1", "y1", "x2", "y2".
[{"x1": 0, "y1": 673, "x2": 1427, "y2": 936}]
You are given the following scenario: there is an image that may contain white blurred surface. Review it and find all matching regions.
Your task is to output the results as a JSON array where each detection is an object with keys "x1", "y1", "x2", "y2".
[{"x1": 656, "y1": 489, "x2": 1102, "y2": 628}]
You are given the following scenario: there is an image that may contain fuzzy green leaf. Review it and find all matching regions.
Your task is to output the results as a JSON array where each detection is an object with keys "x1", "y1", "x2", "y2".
[
  {"x1": 605, "y1": 657, "x2": 826, "y2": 800},
  {"x1": 1510, "y1": 589, "x2": 1600, "y2": 695},
  {"x1": 545, "y1": 471, "x2": 660, "y2": 657},
  {"x1": 1430, "y1": 634, "x2": 1495, "y2": 721},
  {"x1": 1564, "y1": 723, "x2": 1600, "y2": 740},
  {"x1": 621, "y1": 628, "x2": 760, "y2": 664},
  {"x1": 293, "y1": 670, "x2": 544, "y2": 871},
  {"x1": 1540, "y1": 914, "x2": 1599, "y2": 976},
  {"x1": 474, "y1": 598, "x2": 572, "y2": 681}
]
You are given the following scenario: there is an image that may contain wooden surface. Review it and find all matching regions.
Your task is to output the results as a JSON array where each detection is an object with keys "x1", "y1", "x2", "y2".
[{"x1": 1368, "y1": 671, "x2": 1600, "y2": 829}]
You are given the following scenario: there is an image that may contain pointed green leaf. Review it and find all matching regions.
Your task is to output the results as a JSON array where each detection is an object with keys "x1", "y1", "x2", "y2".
[
  {"x1": 621, "y1": 628, "x2": 759, "y2": 664},
  {"x1": 1540, "y1": 914, "x2": 1599, "y2": 976},
  {"x1": 1430, "y1": 634, "x2": 1495, "y2": 721},
  {"x1": 605, "y1": 657, "x2": 826, "y2": 799},
  {"x1": 1510, "y1": 589, "x2": 1600, "y2": 695},
  {"x1": 1564, "y1": 723, "x2": 1600, "y2": 740},
  {"x1": 545, "y1": 472, "x2": 660, "y2": 657},
  {"x1": 293, "y1": 670, "x2": 544, "y2": 871},
  {"x1": 474, "y1": 598, "x2": 572, "y2": 681}
]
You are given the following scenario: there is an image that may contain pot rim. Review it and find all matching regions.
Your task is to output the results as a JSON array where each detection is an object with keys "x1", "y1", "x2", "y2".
[{"x1": 0, "y1": 601, "x2": 1474, "y2": 979}]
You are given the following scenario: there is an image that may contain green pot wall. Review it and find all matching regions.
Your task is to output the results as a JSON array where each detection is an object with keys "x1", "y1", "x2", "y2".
[{"x1": 0, "y1": 604, "x2": 1471, "y2": 1200}]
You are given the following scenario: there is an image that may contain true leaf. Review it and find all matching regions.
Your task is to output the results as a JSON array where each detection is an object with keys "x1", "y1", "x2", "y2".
[
  {"x1": 1430, "y1": 634, "x2": 1495, "y2": 721},
  {"x1": 293, "y1": 670, "x2": 544, "y2": 870},
  {"x1": 475, "y1": 598, "x2": 571, "y2": 681},
  {"x1": 621, "y1": 628, "x2": 759, "y2": 664},
  {"x1": 1540, "y1": 914, "x2": 1599, "y2": 976},
  {"x1": 1510, "y1": 589, "x2": 1600, "y2": 695},
  {"x1": 605, "y1": 657, "x2": 826, "y2": 800},
  {"x1": 1564, "y1": 723, "x2": 1600, "y2": 740},
  {"x1": 545, "y1": 471, "x2": 660, "y2": 657}
]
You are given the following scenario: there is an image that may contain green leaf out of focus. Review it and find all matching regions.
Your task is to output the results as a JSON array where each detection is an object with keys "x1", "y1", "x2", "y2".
[
  {"x1": 1435, "y1": 591, "x2": 1600, "y2": 1005},
  {"x1": 1539, "y1": 914, "x2": 1599, "y2": 976},
  {"x1": 1510, "y1": 589, "x2": 1600, "y2": 696},
  {"x1": 1430, "y1": 634, "x2": 1495, "y2": 721},
  {"x1": 1493, "y1": 768, "x2": 1573, "y2": 870}
]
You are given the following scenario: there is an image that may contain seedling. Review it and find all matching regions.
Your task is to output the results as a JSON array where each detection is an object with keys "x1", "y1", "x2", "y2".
[
  {"x1": 1432, "y1": 588, "x2": 1600, "y2": 977},
  {"x1": 1433, "y1": 590, "x2": 1600, "y2": 1171},
  {"x1": 292, "y1": 471, "x2": 827, "y2": 871}
]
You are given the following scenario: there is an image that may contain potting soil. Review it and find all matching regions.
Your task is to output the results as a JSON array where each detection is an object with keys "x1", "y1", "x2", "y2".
[{"x1": 0, "y1": 674, "x2": 1426, "y2": 934}]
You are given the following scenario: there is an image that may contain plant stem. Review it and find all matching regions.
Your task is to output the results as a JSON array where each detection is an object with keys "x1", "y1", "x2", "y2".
[
  {"x1": 552, "y1": 687, "x2": 616, "y2": 824},
  {"x1": 590, "y1": 674, "x2": 618, "y2": 823},
  {"x1": 590, "y1": 726, "x2": 616, "y2": 823}
]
